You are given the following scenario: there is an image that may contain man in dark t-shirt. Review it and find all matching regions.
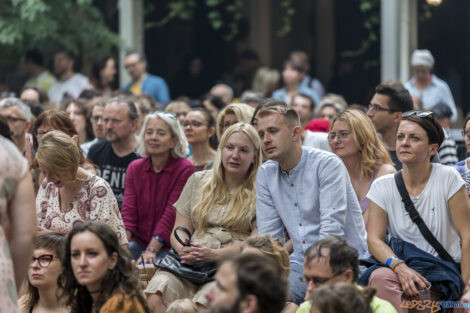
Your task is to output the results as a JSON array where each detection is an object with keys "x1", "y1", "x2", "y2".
[{"x1": 88, "y1": 97, "x2": 139, "y2": 209}]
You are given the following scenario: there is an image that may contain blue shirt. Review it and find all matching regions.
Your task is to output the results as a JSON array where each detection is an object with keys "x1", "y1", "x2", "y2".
[
  {"x1": 256, "y1": 146, "x2": 369, "y2": 265},
  {"x1": 404, "y1": 74, "x2": 457, "y2": 122},
  {"x1": 123, "y1": 73, "x2": 170, "y2": 103},
  {"x1": 272, "y1": 85, "x2": 321, "y2": 106}
]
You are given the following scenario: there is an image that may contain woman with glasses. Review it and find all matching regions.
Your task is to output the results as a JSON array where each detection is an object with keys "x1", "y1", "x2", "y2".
[
  {"x1": 35, "y1": 130, "x2": 127, "y2": 245},
  {"x1": 216, "y1": 103, "x2": 254, "y2": 140},
  {"x1": 19, "y1": 232, "x2": 69, "y2": 313},
  {"x1": 121, "y1": 112, "x2": 194, "y2": 263},
  {"x1": 145, "y1": 122, "x2": 262, "y2": 313},
  {"x1": 328, "y1": 110, "x2": 395, "y2": 222},
  {"x1": 59, "y1": 222, "x2": 150, "y2": 313},
  {"x1": 183, "y1": 107, "x2": 217, "y2": 171},
  {"x1": 453, "y1": 113, "x2": 470, "y2": 198},
  {"x1": 364, "y1": 111, "x2": 470, "y2": 311}
]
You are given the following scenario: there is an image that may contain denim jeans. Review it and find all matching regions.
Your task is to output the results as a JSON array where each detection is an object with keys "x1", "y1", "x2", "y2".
[
  {"x1": 129, "y1": 240, "x2": 167, "y2": 262},
  {"x1": 289, "y1": 261, "x2": 307, "y2": 305}
]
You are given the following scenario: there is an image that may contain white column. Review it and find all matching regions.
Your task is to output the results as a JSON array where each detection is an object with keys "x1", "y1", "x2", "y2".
[
  {"x1": 381, "y1": 0, "x2": 417, "y2": 83},
  {"x1": 118, "y1": 0, "x2": 144, "y2": 86}
]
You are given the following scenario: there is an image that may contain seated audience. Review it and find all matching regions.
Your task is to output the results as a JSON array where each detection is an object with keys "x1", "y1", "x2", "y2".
[
  {"x1": 90, "y1": 55, "x2": 116, "y2": 95},
  {"x1": 35, "y1": 130, "x2": 127, "y2": 245},
  {"x1": 19, "y1": 232, "x2": 69, "y2": 313},
  {"x1": 216, "y1": 103, "x2": 254, "y2": 140},
  {"x1": 145, "y1": 122, "x2": 262, "y2": 313},
  {"x1": 59, "y1": 222, "x2": 150, "y2": 313},
  {"x1": 205, "y1": 254, "x2": 287, "y2": 313},
  {"x1": 80, "y1": 99, "x2": 106, "y2": 157},
  {"x1": 209, "y1": 83, "x2": 234, "y2": 106},
  {"x1": 296, "y1": 237, "x2": 396, "y2": 313},
  {"x1": 240, "y1": 91, "x2": 265, "y2": 108},
  {"x1": 329, "y1": 110, "x2": 395, "y2": 222},
  {"x1": 431, "y1": 102, "x2": 458, "y2": 165},
  {"x1": 122, "y1": 112, "x2": 194, "y2": 262},
  {"x1": 363, "y1": 112, "x2": 470, "y2": 311},
  {"x1": 0, "y1": 97, "x2": 32, "y2": 155},
  {"x1": 184, "y1": 107, "x2": 217, "y2": 171},
  {"x1": 252, "y1": 67, "x2": 281, "y2": 97}
]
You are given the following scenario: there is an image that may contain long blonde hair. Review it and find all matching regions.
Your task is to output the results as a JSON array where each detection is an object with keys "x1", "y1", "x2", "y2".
[
  {"x1": 192, "y1": 122, "x2": 262, "y2": 234},
  {"x1": 329, "y1": 109, "x2": 392, "y2": 178}
]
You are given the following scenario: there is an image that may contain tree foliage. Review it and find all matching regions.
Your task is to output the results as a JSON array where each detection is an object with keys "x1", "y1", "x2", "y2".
[{"x1": 0, "y1": 0, "x2": 121, "y2": 56}]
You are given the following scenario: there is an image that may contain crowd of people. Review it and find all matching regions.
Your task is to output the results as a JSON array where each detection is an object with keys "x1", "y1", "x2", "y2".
[{"x1": 0, "y1": 46, "x2": 469, "y2": 313}]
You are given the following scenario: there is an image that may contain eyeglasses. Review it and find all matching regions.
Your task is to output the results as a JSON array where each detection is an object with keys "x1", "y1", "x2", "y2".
[
  {"x1": 328, "y1": 131, "x2": 351, "y2": 142},
  {"x1": 4, "y1": 116, "x2": 26, "y2": 123},
  {"x1": 91, "y1": 115, "x2": 104, "y2": 122},
  {"x1": 368, "y1": 104, "x2": 395, "y2": 113},
  {"x1": 31, "y1": 254, "x2": 54, "y2": 268},
  {"x1": 462, "y1": 130, "x2": 470, "y2": 140},
  {"x1": 183, "y1": 120, "x2": 207, "y2": 128},
  {"x1": 402, "y1": 111, "x2": 434, "y2": 118},
  {"x1": 299, "y1": 271, "x2": 345, "y2": 286}
]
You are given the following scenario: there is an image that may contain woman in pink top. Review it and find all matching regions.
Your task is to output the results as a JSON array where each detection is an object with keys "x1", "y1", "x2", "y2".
[
  {"x1": 35, "y1": 130, "x2": 127, "y2": 245},
  {"x1": 328, "y1": 109, "x2": 395, "y2": 223},
  {"x1": 121, "y1": 112, "x2": 194, "y2": 264}
]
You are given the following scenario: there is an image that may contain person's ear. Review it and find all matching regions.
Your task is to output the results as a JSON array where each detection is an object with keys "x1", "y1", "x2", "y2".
[
  {"x1": 71, "y1": 134, "x2": 79, "y2": 144},
  {"x1": 24, "y1": 120, "x2": 32, "y2": 133},
  {"x1": 208, "y1": 126, "x2": 216, "y2": 138},
  {"x1": 392, "y1": 111, "x2": 403, "y2": 125},
  {"x1": 429, "y1": 143, "x2": 439, "y2": 157},
  {"x1": 292, "y1": 125, "x2": 302, "y2": 142},
  {"x1": 343, "y1": 269, "x2": 354, "y2": 283},
  {"x1": 240, "y1": 295, "x2": 258, "y2": 313},
  {"x1": 108, "y1": 252, "x2": 118, "y2": 270}
]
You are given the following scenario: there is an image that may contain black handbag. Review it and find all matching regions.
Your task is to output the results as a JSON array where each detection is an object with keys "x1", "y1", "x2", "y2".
[{"x1": 155, "y1": 226, "x2": 216, "y2": 285}]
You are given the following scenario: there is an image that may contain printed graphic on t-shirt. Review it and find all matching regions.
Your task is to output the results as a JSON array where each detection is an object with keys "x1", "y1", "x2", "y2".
[{"x1": 96, "y1": 165, "x2": 127, "y2": 209}]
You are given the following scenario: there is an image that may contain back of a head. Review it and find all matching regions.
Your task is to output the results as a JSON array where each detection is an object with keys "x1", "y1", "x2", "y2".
[
  {"x1": 311, "y1": 283, "x2": 375, "y2": 313},
  {"x1": 375, "y1": 83, "x2": 413, "y2": 113},
  {"x1": 225, "y1": 253, "x2": 287, "y2": 313},
  {"x1": 244, "y1": 235, "x2": 290, "y2": 279},
  {"x1": 305, "y1": 236, "x2": 359, "y2": 283},
  {"x1": 431, "y1": 102, "x2": 453, "y2": 120}
]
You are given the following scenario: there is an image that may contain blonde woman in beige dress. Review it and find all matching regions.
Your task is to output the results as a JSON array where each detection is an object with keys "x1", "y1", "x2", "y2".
[{"x1": 145, "y1": 123, "x2": 262, "y2": 313}]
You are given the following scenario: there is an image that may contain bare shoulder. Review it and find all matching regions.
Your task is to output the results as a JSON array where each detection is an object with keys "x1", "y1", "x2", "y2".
[{"x1": 376, "y1": 163, "x2": 396, "y2": 178}]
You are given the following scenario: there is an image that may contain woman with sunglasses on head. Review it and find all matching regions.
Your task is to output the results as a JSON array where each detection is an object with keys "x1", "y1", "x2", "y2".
[
  {"x1": 145, "y1": 122, "x2": 262, "y2": 313},
  {"x1": 59, "y1": 222, "x2": 150, "y2": 313},
  {"x1": 19, "y1": 232, "x2": 68, "y2": 313},
  {"x1": 35, "y1": 130, "x2": 127, "y2": 245},
  {"x1": 364, "y1": 111, "x2": 470, "y2": 312},
  {"x1": 329, "y1": 109, "x2": 395, "y2": 223},
  {"x1": 184, "y1": 107, "x2": 217, "y2": 171},
  {"x1": 121, "y1": 112, "x2": 194, "y2": 264},
  {"x1": 453, "y1": 113, "x2": 470, "y2": 198}
]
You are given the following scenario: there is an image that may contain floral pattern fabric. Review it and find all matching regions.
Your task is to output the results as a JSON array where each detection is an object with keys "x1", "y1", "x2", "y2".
[{"x1": 36, "y1": 175, "x2": 128, "y2": 245}]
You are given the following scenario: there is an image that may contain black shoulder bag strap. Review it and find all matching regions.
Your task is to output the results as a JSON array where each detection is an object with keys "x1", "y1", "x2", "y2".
[{"x1": 394, "y1": 171, "x2": 457, "y2": 265}]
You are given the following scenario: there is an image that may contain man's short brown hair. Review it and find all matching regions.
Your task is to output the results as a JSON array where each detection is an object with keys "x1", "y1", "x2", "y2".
[{"x1": 257, "y1": 102, "x2": 300, "y2": 128}]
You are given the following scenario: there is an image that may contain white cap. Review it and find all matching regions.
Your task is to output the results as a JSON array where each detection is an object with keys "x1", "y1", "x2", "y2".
[{"x1": 411, "y1": 49, "x2": 434, "y2": 68}]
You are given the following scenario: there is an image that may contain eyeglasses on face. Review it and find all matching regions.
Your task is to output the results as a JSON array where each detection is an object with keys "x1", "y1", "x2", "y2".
[
  {"x1": 183, "y1": 120, "x2": 207, "y2": 128},
  {"x1": 328, "y1": 131, "x2": 351, "y2": 142},
  {"x1": 31, "y1": 254, "x2": 54, "y2": 268},
  {"x1": 91, "y1": 115, "x2": 104, "y2": 122},
  {"x1": 402, "y1": 111, "x2": 434, "y2": 118},
  {"x1": 5, "y1": 116, "x2": 26, "y2": 123},
  {"x1": 299, "y1": 270, "x2": 345, "y2": 286},
  {"x1": 368, "y1": 104, "x2": 395, "y2": 113}
]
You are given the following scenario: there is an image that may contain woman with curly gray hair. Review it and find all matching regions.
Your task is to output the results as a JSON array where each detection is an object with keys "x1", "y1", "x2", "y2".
[{"x1": 121, "y1": 112, "x2": 195, "y2": 264}]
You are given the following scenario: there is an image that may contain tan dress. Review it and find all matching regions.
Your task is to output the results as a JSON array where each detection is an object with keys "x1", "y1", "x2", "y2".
[
  {"x1": 145, "y1": 170, "x2": 256, "y2": 306},
  {"x1": 0, "y1": 137, "x2": 29, "y2": 313}
]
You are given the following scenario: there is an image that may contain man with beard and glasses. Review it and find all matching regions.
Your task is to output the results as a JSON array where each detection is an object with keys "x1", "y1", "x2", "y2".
[
  {"x1": 206, "y1": 254, "x2": 287, "y2": 313},
  {"x1": 88, "y1": 97, "x2": 139, "y2": 209}
]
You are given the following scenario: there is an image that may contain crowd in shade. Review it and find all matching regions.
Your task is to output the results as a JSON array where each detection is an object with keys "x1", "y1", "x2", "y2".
[{"x1": 1, "y1": 46, "x2": 470, "y2": 313}]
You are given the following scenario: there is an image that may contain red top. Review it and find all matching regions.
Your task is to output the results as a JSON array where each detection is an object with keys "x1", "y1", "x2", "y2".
[{"x1": 121, "y1": 156, "x2": 194, "y2": 249}]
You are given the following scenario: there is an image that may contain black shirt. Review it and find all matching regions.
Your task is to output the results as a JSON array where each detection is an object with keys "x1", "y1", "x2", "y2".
[{"x1": 88, "y1": 140, "x2": 139, "y2": 209}]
